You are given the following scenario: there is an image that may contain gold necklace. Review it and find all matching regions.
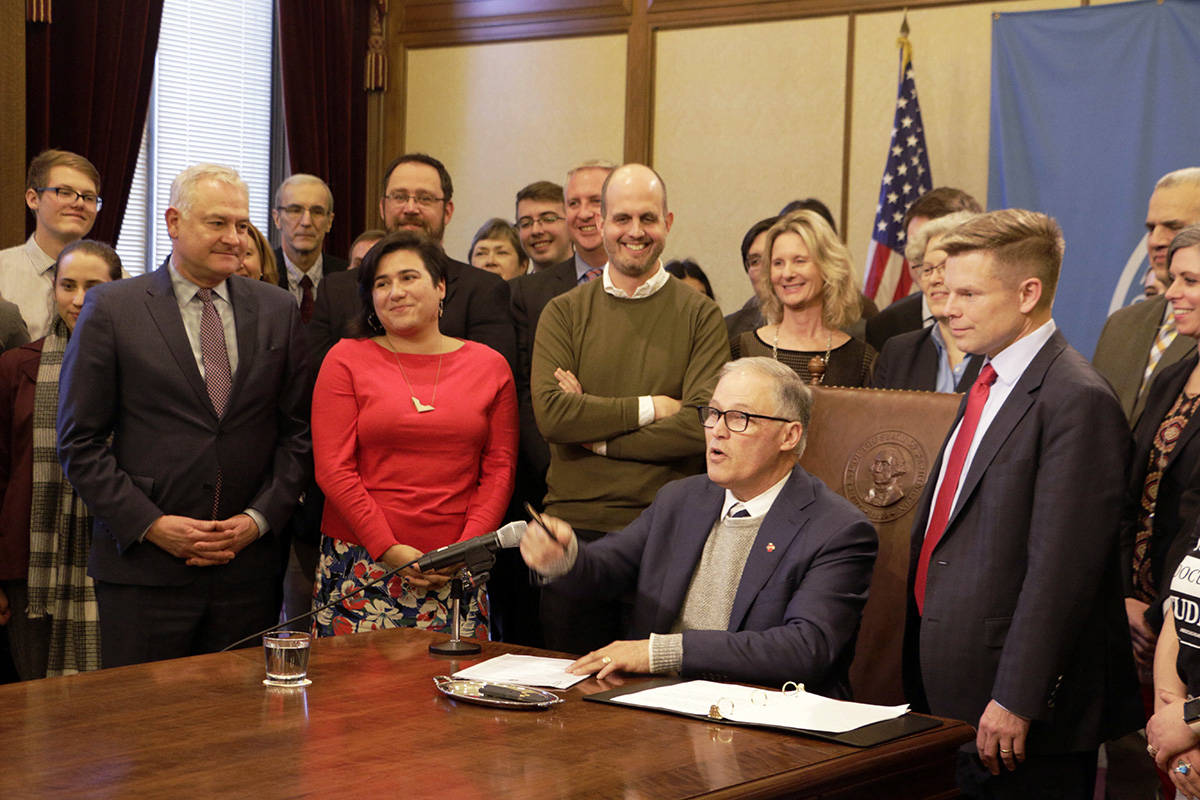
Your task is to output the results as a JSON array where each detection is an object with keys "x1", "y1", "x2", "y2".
[
  {"x1": 387, "y1": 338, "x2": 444, "y2": 413},
  {"x1": 772, "y1": 326, "x2": 832, "y2": 385}
]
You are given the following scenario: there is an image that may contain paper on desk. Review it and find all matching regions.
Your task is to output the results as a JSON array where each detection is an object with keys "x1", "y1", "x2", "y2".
[
  {"x1": 452, "y1": 653, "x2": 588, "y2": 689},
  {"x1": 611, "y1": 680, "x2": 909, "y2": 734}
]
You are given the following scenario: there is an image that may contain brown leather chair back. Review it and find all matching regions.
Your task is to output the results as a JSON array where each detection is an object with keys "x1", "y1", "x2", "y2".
[{"x1": 800, "y1": 386, "x2": 962, "y2": 705}]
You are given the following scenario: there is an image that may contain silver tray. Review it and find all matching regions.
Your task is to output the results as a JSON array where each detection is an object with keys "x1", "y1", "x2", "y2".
[{"x1": 433, "y1": 675, "x2": 563, "y2": 710}]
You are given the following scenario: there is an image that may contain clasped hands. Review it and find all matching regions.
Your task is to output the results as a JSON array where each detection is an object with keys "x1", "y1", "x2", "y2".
[
  {"x1": 1148, "y1": 693, "x2": 1200, "y2": 798},
  {"x1": 146, "y1": 513, "x2": 260, "y2": 566},
  {"x1": 380, "y1": 543, "x2": 456, "y2": 590}
]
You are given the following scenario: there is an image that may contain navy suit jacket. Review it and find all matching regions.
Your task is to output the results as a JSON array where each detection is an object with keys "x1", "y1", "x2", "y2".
[
  {"x1": 553, "y1": 467, "x2": 877, "y2": 697},
  {"x1": 865, "y1": 292, "x2": 923, "y2": 352},
  {"x1": 904, "y1": 330, "x2": 1141, "y2": 753},
  {"x1": 870, "y1": 325, "x2": 982, "y2": 392},
  {"x1": 58, "y1": 267, "x2": 312, "y2": 587},
  {"x1": 308, "y1": 255, "x2": 516, "y2": 376},
  {"x1": 272, "y1": 248, "x2": 349, "y2": 294}
]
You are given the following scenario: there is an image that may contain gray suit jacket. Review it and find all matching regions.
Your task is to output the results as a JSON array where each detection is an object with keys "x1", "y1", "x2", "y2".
[
  {"x1": 904, "y1": 330, "x2": 1141, "y2": 753},
  {"x1": 1093, "y1": 295, "x2": 1196, "y2": 425},
  {"x1": 552, "y1": 468, "x2": 877, "y2": 697},
  {"x1": 58, "y1": 267, "x2": 312, "y2": 587}
]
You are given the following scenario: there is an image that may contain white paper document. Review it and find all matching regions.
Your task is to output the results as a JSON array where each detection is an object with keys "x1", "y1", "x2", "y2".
[
  {"x1": 452, "y1": 653, "x2": 588, "y2": 690},
  {"x1": 610, "y1": 680, "x2": 909, "y2": 734}
]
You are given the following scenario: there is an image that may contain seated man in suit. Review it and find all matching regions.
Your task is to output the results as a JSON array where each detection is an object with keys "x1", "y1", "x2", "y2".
[
  {"x1": 871, "y1": 211, "x2": 983, "y2": 392},
  {"x1": 520, "y1": 356, "x2": 877, "y2": 696},
  {"x1": 307, "y1": 153, "x2": 516, "y2": 372},
  {"x1": 905, "y1": 209, "x2": 1140, "y2": 797}
]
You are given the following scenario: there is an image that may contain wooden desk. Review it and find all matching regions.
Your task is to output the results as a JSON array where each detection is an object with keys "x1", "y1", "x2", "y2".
[{"x1": 0, "y1": 628, "x2": 972, "y2": 798}]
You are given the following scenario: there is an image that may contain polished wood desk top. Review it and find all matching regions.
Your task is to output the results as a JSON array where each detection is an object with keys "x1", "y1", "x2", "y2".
[{"x1": 0, "y1": 628, "x2": 972, "y2": 799}]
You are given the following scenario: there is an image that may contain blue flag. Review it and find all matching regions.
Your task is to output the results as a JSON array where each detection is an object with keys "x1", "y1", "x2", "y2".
[{"x1": 989, "y1": 0, "x2": 1200, "y2": 357}]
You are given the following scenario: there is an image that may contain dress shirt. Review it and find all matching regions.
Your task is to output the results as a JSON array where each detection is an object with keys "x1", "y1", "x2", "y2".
[
  {"x1": 573, "y1": 252, "x2": 594, "y2": 283},
  {"x1": 920, "y1": 294, "x2": 935, "y2": 328},
  {"x1": 718, "y1": 470, "x2": 792, "y2": 520},
  {"x1": 925, "y1": 319, "x2": 1057, "y2": 525},
  {"x1": 0, "y1": 235, "x2": 56, "y2": 339},
  {"x1": 930, "y1": 323, "x2": 971, "y2": 394},
  {"x1": 283, "y1": 252, "x2": 325, "y2": 306}
]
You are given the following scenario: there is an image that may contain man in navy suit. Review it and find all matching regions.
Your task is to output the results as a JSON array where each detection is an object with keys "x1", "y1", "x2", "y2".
[
  {"x1": 58, "y1": 164, "x2": 311, "y2": 667},
  {"x1": 270, "y1": 173, "x2": 348, "y2": 321},
  {"x1": 520, "y1": 357, "x2": 876, "y2": 695},
  {"x1": 904, "y1": 209, "x2": 1140, "y2": 797}
]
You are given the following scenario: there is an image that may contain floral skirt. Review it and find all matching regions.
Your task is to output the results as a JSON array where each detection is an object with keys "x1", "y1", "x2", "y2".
[{"x1": 311, "y1": 536, "x2": 489, "y2": 639}]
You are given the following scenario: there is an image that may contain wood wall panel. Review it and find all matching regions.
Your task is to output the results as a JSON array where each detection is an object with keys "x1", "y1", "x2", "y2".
[{"x1": 1, "y1": 6, "x2": 26, "y2": 249}]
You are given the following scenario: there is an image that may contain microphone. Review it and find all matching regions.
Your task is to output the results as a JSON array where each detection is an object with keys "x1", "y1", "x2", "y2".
[{"x1": 417, "y1": 521, "x2": 526, "y2": 571}]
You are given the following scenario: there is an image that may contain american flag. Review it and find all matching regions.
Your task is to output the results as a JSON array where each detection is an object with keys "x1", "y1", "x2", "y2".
[{"x1": 864, "y1": 36, "x2": 933, "y2": 306}]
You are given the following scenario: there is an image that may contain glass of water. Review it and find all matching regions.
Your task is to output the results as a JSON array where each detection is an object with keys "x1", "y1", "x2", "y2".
[{"x1": 263, "y1": 631, "x2": 312, "y2": 688}]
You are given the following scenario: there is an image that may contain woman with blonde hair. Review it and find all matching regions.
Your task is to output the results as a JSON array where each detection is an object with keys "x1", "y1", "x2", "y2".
[
  {"x1": 732, "y1": 210, "x2": 875, "y2": 386},
  {"x1": 238, "y1": 222, "x2": 280, "y2": 285}
]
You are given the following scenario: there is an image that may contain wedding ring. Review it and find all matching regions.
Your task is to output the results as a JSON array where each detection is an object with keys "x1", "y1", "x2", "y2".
[
  {"x1": 1177, "y1": 760, "x2": 1192, "y2": 776},
  {"x1": 999, "y1": 748, "x2": 1012, "y2": 754},
  {"x1": 601, "y1": 655, "x2": 612, "y2": 665}
]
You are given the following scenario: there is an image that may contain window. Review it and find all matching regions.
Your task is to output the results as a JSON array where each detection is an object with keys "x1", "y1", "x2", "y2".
[{"x1": 117, "y1": 0, "x2": 274, "y2": 274}]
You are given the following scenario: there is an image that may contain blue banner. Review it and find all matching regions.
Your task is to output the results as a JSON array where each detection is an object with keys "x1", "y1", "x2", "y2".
[{"x1": 989, "y1": 0, "x2": 1200, "y2": 357}]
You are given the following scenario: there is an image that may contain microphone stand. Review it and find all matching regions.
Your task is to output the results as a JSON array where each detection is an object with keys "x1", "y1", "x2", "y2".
[{"x1": 429, "y1": 546, "x2": 496, "y2": 656}]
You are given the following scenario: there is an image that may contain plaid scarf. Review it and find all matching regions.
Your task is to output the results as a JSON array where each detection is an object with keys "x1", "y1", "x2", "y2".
[{"x1": 27, "y1": 317, "x2": 101, "y2": 675}]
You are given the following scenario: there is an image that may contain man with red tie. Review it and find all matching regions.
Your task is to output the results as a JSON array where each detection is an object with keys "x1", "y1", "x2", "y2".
[{"x1": 902, "y1": 209, "x2": 1141, "y2": 798}]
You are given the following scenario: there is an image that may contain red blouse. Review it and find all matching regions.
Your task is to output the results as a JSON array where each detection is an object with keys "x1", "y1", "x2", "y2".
[{"x1": 313, "y1": 337, "x2": 517, "y2": 559}]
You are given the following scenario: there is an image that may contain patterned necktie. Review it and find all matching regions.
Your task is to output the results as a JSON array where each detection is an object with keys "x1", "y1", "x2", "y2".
[
  {"x1": 580, "y1": 266, "x2": 603, "y2": 284},
  {"x1": 1139, "y1": 316, "x2": 1177, "y2": 400},
  {"x1": 198, "y1": 288, "x2": 232, "y2": 416},
  {"x1": 299, "y1": 274, "x2": 314, "y2": 324},
  {"x1": 914, "y1": 363, "x2": 998, "y2": 614}
]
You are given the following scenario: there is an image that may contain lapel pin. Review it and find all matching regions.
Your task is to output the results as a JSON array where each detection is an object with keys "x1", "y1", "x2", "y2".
[{"x1": 766, "y1": 543, "x2": 775, "y2": 552}]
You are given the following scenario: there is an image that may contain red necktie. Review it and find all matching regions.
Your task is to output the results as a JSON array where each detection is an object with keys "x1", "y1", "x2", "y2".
[
  {"x1": 299, "y1": 274, "x2": 314, "y2": 323},
  {"x1": 914, "y1": 363, "x2": 997, "y2": 614},
  {"x1": 579, "y1": 266, "x2": 602, "y2": 284}
]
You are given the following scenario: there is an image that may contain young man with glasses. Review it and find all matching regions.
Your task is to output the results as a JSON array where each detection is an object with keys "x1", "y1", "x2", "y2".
[
  {"x1": 520, "y1": 357, "x2": 876, "y2": 694},
  {"x1": 0, "y1": 150, "x2": 102, "y2": 338},
  {"x1": 270, "y1": 174, "x2": 347, "y2": 324},
  {"x1": 514, "y1": 181, "x2": 572, "y2": 273}
]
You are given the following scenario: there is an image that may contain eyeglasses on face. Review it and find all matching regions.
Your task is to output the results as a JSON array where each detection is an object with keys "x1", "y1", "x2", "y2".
[
  {"x1": 383, "y1": 192, "x2": 444, "y2": 208},
  {"x1": 37, "y1": 186, "x2": 102, "y2": 210},
  {"x1": 916, "y1": 259, "x2": 946, "y2": 278},
  {"x1": 696, "y1": 405, "x2": 794, "y2": 433},
  {"x1": 275, "y1": 204, "x2": 329, "y2": 221},
  {"x1": 517, "y1": 213, "x2": 564, "y2": 230}
]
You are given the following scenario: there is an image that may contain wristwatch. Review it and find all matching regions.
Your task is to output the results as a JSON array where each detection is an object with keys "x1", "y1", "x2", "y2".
[{"x1": 1184, "y1": 697, "x2": 1200, "y2": 729}]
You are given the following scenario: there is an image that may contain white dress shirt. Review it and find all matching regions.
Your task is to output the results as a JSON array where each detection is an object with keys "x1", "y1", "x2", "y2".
[{"x1": 0, "y1": 235, "x2": 56, "y2": 339}]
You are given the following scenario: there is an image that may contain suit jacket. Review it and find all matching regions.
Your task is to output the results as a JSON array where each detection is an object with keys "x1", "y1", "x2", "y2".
[
  {"x1": 272, "y1": 248, "x2": 349, "y2": 295},
  {"x1": 1093, "y1": 295, "x2": 1196, "y2": 425},
  {"x1": 0, "y1": 338, "x2": 43, "y2": 580},
  {"x1": 308, "y1": 256, "x2": 516, "y2": 376},
  {"x1": 509, "y1": 258, "x2": 578, "y2": 477},
  {"x1": 552, "y1": 468, "x2": 878, "y2": 697},
  {"x1": 870, "y1": 325, "x2": 983, "y2": 392},
  {"x1": 58, "y1": 267, "x2": 312, "y2": 588},
  {"x1": 903, "y1": 330, "x2": 1141, "y2": 754},
  {"x1": 1120, "y1": 351, "x2": 1200, "y2": 631},
  {"x1": 723, "y1": 294, "x2": 764, "y2": 343},
  {"x1": 865, "y1": 292, "x2": 923, "y2": 352},
  {"x1": 0, "y1": 299, "x2": 29, "y2": 354}
]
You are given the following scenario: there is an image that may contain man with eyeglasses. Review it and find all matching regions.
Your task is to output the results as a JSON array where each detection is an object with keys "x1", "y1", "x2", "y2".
[
  {"x1": 519, "y1": 357, "x2": 876, "y2": 693},
  {"x1": 0, "y1": 150, "x2": 102, "y2": 338},
  {"x1": 308, "y1": 153, "x2": 515, "y2": 374},
  {"x1": 270, "y1": 174, "x2": 347, "y2": 325},
  {"x1": 515, "y1": 181, "x2": 572, "y2": 273}
]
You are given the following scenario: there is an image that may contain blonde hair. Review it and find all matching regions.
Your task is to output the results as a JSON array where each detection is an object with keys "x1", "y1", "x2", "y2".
[
  {"x1": 245, "y1": 223, "x2": 279, "y2": 285},
  {"x1": 756, "y1": 210, "x2": 859, "y2": 330},
  {"x1": 938, "y1": 208, "x2": 1064, "y2": 309},
  {"x1": 904, "y1": 210, "x2": 978, "y2": 265}
]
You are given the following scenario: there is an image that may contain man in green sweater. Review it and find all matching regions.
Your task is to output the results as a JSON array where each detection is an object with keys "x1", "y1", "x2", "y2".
[{"x1": 531, "y1": 163, "x2": 730, "y2": 654}]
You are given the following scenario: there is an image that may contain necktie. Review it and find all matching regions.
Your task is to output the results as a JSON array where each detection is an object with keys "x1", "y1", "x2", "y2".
[
  {"x1": 198, "y1": 288, "x2": 231, "y2": 519},
  {"x1": 728, "y1": 504, "x2": 751, "y2": 519},
  {"x1": 299, "y1": 274, "x2": 314, "y2": 324},
  {"x1": 1139, "y1": 316, "x2": 1177, "y2": 400},
  {"x1": 914, "y1": 363, "x2": 998, "y2": 614},
  {"x1": 580, "y1": 266, "x2": 602, "y2": 284}
]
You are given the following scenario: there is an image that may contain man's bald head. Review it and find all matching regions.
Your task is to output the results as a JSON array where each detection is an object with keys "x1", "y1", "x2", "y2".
[{"x1": 601, "y1": 163, "x2": 668, "y2": 219}]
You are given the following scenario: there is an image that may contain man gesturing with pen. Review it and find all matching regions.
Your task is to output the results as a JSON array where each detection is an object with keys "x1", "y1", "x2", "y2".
[{"x1": 520, "y1": 357, "x2": 877, "y2": 697}]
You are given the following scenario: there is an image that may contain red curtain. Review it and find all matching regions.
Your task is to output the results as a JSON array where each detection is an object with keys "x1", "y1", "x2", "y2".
[
  {"x1": 25, "y1": 1, "x2": 164, "y2": 245},
  {"x1": 276, "y1": 0, "x2": 370, "y2": 261}
]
